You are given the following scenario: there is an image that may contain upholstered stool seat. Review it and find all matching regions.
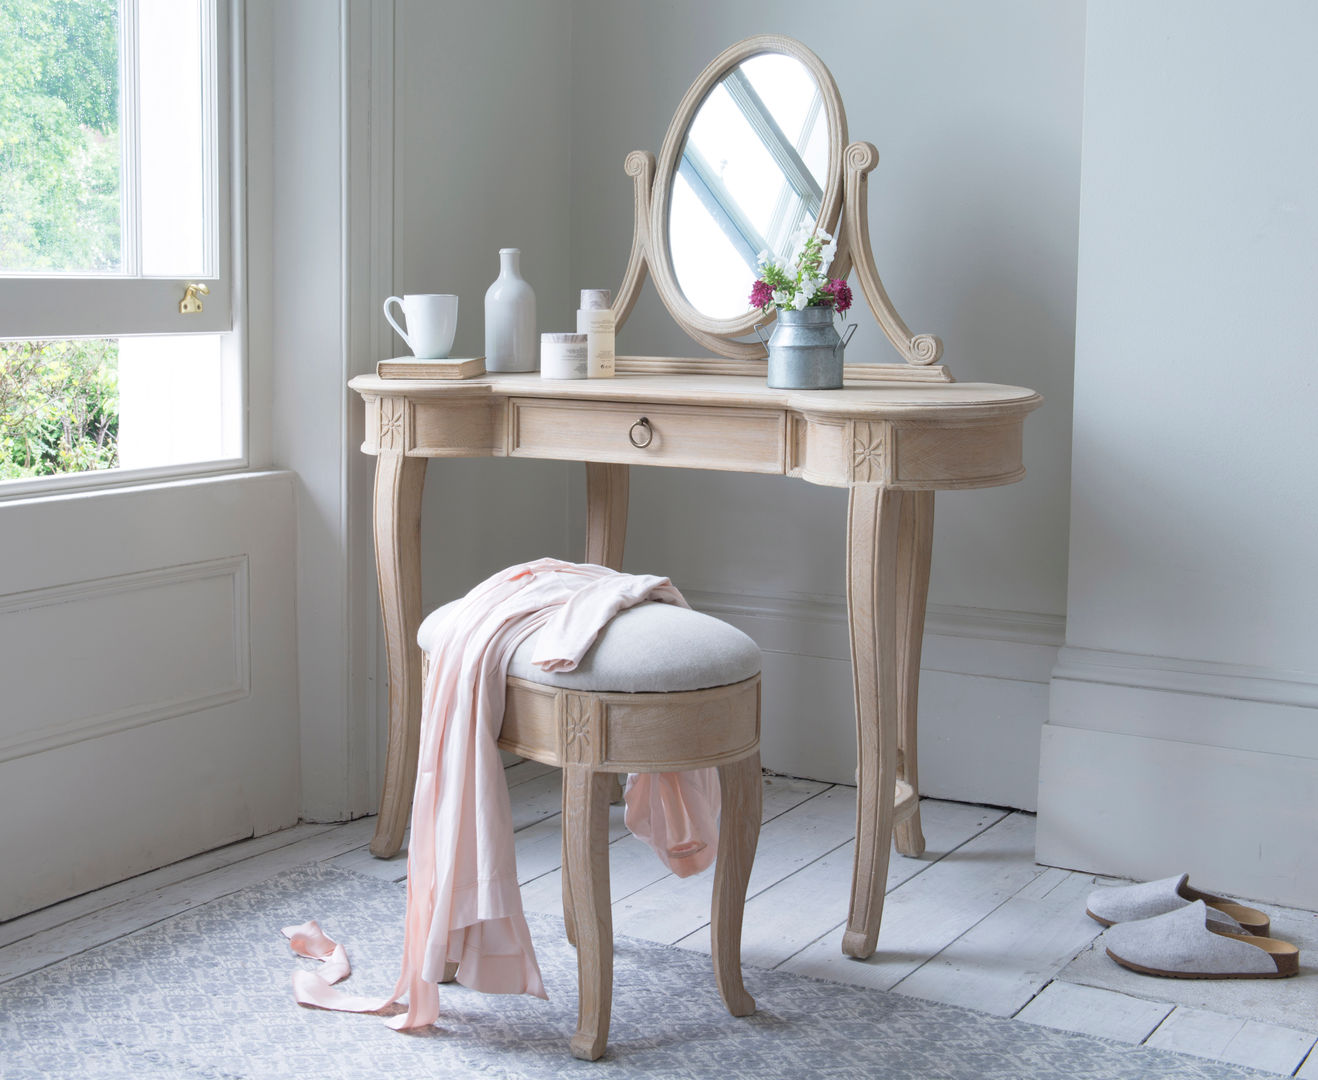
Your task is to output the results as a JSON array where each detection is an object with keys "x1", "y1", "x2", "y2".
[
  {"x1": 417, "y1": 599, "x2": 763, "y2": 1060},
  {"x1": 419, "y1": 599, "x2": 762, "y2": 692}
]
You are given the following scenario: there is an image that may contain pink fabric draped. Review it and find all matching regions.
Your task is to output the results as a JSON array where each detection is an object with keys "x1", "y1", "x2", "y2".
[{"x1": 288, "y1": 559, "x2": 720, "y2": 1029}]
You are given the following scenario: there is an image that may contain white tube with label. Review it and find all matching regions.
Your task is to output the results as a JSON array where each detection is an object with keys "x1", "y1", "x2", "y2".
[
  {"x1": 540, "y1": 332, "x2": 589, "y2": 379},
  {"x1": 576, "y1": 288, "x2": 615, "y2": 378}
]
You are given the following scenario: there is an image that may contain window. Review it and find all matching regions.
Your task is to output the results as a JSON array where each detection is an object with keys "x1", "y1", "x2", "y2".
[{"x1": 0, "y1": 0, "x2": 238, "y2": 487}]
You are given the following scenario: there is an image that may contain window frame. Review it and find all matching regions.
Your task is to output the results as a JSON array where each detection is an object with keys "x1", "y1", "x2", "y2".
[{"x1": 0, "y1": 0, "x2": 246, "y2": 499}]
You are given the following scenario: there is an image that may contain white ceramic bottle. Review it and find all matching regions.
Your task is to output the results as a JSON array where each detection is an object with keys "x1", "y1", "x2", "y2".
[
  {"x1": 484, "y1": 248, "x2": 537, "y2": 372},
  {"x1": 576, "y1": 288, "x2": 615, "y2": 377}
]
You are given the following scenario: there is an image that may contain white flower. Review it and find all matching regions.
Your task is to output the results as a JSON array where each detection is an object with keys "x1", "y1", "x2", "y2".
[
  {"x1": 791, "y1": 289, "x2": 811, "y2": 310},
  {"x1": 800, "y1": 275, "x2": 822, "y2": 299},
  {"x1": 772, "y1": 288, "x2": 793, "y2": 307},
  {"x1": 756, "y1": 248, "x2": 771, "y2": 267},
  {"x1": 820, "y1": 239, "x2": 837, "y2": 266}
]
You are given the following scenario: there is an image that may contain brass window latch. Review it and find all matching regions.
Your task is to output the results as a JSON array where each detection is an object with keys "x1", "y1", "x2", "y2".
[{"x1": 179, "y1": 282, "x2": 210, "y2": 314}]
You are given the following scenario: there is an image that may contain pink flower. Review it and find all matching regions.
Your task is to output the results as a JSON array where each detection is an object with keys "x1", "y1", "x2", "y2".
[
  {"x1": 825, "y1": 278, "x2": 853, "y2": 314},
  {"x1": 749, "y1": 279, "x2": 774, "y2": 310}
]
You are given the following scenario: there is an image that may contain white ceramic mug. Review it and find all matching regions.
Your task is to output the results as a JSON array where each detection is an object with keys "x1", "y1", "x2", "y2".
[{"x1": 383, "y1": 294, "x2": 458, "y2": 359}]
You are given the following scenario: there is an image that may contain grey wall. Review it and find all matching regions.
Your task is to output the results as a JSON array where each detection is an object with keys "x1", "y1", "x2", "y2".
[
  {"x1": 388, "y1": 0, "x2": 1084, "y2": 803},
  {"x1": 351, "y1": 0, "x2": 1318, "y2": 894},
  {"x1": 568, "y1": 0, "x2": 1081, "y2": 612},
  {"x1": 393, "y1": 0, "x2": 578, "y2": 614},
  {"x1": 565, "y1": 0, "x2": 1084, "y2": 795},
  {"x1": 1067, "y1": 1, "x2": 1318, "y2": 670},
  {"x1": 1036, "y1": 0, "x2": 1318, "y2": 906}
]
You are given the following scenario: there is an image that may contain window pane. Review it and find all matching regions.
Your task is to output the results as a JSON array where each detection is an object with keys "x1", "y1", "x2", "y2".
[
  {"x1": 116, "y1": 334, "x2": 228, "y2": 467},
  {"x1": 0, "y1": 338, "x2": 120, "y2": 477},
  {"x1": 138, "y1": 0, "x2": 206, "y2": 276},
  {"x1": 1, "y1": 333, "x2": 232, "y2": 482},
  {"x1": 0, "y1": 0, "x2": 122, "y2": 273}
]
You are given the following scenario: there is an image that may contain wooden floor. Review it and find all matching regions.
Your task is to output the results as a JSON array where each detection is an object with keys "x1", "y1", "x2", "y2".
[{"x1": 4, "y1": 763, "x2": 1315, "y2": 1077}]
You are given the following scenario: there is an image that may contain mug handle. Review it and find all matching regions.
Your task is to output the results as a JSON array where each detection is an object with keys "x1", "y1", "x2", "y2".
[{"x1": 382, "y1": 296, "x2": 413, "y2": 352}]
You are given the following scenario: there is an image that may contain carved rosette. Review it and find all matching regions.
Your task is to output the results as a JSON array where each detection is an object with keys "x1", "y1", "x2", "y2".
[
  {"x1": 851, "y1": 420, "x2": 887, "y2": 484},
  {"x1": 561, "y1": 694, "x2": 594, "y2": 765},
  {"x1": 378, "y1": 397, "x2": 406, "y2": 452}
]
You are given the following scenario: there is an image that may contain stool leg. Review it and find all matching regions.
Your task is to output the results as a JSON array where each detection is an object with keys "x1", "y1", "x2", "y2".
[
  {"x1": 712, "y1": 750, "x2": 761, "y2": 1017},
  {"x1": 560, "y1": 775, "x2": 577, "y2": 947},
  {"x1": 564, "y1": 765, "x2": 614, "y2": 1061}
]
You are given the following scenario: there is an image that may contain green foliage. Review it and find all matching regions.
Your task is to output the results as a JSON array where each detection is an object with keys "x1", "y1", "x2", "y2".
[
  {"x1": 0, "y1": 1, "x2": 122, "y2": 479},
  {"x1": 0, "y1": 0, "x2": 121, "y2": 272},
  {"x1": 0, "y1": 339, "x2": 119, "y2": 479}
]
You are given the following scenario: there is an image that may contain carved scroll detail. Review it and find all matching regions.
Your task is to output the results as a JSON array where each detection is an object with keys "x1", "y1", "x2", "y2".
[
  {"x1": 840, "y1": 141, "x2": 951, "y2": 379},
  {"x1": 610, "y1": 151, "x2": 656, "y2": 337},
  {"x1": 908, "y1": 334, "x2": 942, "y2": 366}
]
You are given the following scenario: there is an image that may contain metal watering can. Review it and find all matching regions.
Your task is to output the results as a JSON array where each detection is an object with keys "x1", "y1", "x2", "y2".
[{"x1": 754, "y1": 307, "x2": 858, "y2": 390}]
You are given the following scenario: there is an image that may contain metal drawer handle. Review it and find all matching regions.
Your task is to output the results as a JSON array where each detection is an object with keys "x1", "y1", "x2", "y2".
[{"x1": 628, "y1": 416, "x2": 653, "y2": 448}]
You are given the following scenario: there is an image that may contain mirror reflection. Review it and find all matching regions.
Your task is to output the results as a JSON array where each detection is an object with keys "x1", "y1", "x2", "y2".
[{"x1": 669, "y1": 53, "x2": 830, "y2": 321}]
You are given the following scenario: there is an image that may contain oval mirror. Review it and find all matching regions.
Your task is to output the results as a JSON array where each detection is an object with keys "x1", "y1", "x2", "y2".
[{"x1": 650, "y1": 36, "x2": 848, "y2": 351}]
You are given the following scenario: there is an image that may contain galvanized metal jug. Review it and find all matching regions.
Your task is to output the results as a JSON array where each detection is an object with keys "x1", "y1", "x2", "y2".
[{"x1": 755, "y1": 306, "x2": 857, "y2": 390}]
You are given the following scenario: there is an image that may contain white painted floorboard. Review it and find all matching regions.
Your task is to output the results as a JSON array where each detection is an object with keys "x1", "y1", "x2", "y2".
[
  {"x1": 3, "y1": 767, "x2": 1315, "y2": 1078},
  {"x1": 1297, "y1": 1044, "x2": 1318, "y2": 1079},
  {"x1": 1015, "y1": 981, "x2": 1173, "y2": 1044},
  {"x1": 890, "y1": 867, "x2": 1099, "y2": 1015},
  {"x1": 0, "y1": 818, "x2": 378, "y2": 984},
  {"x1": 780, "y1": 810, "x2": 1047, "y2": 992},
  {"x1": 1146, "y1": 1008, "x2": 1317, "y2": 1076}
]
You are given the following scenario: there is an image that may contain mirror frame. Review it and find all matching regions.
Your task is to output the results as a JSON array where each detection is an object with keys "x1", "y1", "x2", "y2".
[
  {"x1": 609, "y1": 34, "x2": 950, "y2": 380},
  {"x1": 649, "y1": 35, "x2": 848, "y2": 359}
]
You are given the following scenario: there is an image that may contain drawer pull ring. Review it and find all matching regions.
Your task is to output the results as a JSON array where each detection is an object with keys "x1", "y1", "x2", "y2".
[{"x1": 628, "y1": 417, "x2": 653, "y2": 448}]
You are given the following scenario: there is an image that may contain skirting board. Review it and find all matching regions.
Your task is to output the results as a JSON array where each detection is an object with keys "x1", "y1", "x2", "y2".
[
  {"x1": 686, "y1": 589, "x2": 1063, "y2": 810},
  {"x1": 1036, "y1": 723, "x2": 1318, "y2": 909}
]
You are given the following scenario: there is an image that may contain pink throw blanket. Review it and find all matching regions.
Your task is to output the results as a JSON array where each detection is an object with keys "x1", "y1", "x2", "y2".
[{"x1": 289, "y1": 559, "x2": 720, "y2": 1029}]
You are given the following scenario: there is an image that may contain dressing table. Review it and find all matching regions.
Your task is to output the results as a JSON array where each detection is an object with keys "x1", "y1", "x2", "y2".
[{"x1": 350, "y1": 34, "x2": 1041, "y2": 961}]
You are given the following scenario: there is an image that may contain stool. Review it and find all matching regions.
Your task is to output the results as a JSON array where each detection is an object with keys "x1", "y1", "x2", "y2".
[{"x1": 418, "y1": 599, "x2": 763, "y2": 1060}]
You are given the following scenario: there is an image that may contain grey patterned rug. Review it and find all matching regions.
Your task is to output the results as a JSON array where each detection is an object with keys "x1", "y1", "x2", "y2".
[{"x1": 0, "y1": 863, "x2": 1275, "y2": 1080}]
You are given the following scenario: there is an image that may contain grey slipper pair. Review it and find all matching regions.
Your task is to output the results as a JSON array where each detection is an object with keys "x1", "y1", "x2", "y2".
[{"x1": 1086, "y1": 875, "x2": 1297, "y2": 980}]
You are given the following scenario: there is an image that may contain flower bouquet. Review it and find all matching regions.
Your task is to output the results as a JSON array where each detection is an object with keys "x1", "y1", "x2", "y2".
[{"x1": 749, "y1": 228, "x2": 852, "y2": 316}]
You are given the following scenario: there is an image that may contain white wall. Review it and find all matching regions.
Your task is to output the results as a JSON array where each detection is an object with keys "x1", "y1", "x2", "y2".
[
  {"x1": 1036, "y1": 1, "x2": 1318, "y2": 906},
  {"x1": 253, "y1": 0, "x2": 384, "y2": 824},
  {"x1": 0, "y1": 473, "x2": 301, "y2": 919},
  {"x1": 565, "y1": 0, "x2": 1083, "y2": 801}
]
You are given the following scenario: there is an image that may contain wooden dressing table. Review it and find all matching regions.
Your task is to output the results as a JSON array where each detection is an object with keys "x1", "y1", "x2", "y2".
[
  {"x1": 351, "y1": 34, "x2": 1041, "y2": 960},
  {"x1": 351, "y1": 366, "x2": 1040, "y2": 959}
]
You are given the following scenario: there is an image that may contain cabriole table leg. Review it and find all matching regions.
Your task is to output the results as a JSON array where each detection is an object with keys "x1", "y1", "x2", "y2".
[
  {"x1": 894, "y1": 490, "x2": 934, "y2": 857},
  {"x1": 370, "y1": 450, "x2": 427, "y2": 858},
  {"x1": 842, "y1": 485, "x2": 903, "y2": 959}
]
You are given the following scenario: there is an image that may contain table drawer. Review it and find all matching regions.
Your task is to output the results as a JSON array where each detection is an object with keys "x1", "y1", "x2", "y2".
[{"x1": 508, "y1": 398, "x2": 786, "y2": 474}]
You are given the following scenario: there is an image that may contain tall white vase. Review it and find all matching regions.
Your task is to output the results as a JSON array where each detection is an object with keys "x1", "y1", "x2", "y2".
[{"x1": 483, "y1": 248, "x2": 537, "y2": 372}]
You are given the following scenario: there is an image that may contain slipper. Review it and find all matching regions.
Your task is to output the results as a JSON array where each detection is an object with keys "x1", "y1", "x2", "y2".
[
  {"x1": 1104, "y1": 901, "x2": 1298, "y2": 980},
  {"x1": 1085, "y1": 873, "x2": 1270, "y2": 936}
]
